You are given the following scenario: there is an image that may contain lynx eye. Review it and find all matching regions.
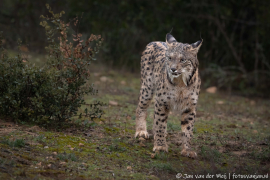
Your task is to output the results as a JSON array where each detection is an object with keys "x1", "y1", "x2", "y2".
[{"x1": 180, "y1": 59, "x2": 186, "y2": 63}]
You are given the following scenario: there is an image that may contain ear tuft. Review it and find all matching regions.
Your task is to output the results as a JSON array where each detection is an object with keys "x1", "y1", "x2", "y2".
[
  {"x1": 166, "y1": 33, "x2": 177, "y2": 44},
  {"x1": 191, "y1": 39, "x2": 203, "y2": 48},
  {"x1": 190, "y1": 39, "x2": 203, "y2": 53}
]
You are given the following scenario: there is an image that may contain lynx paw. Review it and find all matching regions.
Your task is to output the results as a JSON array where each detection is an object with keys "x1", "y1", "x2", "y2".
[
  {"x1": 153, "y1": 145, "x2": 168, "y2": 152},
  {"x1": 135, "y1": 131, "x2": 149, "y2": 139},
  {"x1": 181, "y1": 149, "x2": 197, "y2": 159}
]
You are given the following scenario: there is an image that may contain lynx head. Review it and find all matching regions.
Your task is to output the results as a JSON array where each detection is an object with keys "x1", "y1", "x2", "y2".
[{"x1": 165, "y1": 33, "x2": 202, "y2": 86}]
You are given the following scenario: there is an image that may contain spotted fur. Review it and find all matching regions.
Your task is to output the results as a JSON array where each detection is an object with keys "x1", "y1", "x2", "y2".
[{"x1": 135, "y1": 33, "x2": 202, "y2": 158}]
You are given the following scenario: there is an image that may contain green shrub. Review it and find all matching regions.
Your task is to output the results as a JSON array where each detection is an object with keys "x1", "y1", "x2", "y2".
[{"x1": 0, "y1": 4, "x2": 104, "y2": 127}]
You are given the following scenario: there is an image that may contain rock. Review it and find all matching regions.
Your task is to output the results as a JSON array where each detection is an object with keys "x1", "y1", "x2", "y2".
[
  {"x1": 127, "y1": 166, "x2": 132, "y2": 170},
  {"x1": 59, "y1": 162, "x2": 66, "y2": 166},
  {"x1": 216, "y1": 100, "x2": 224, "y2": 104},
  {"x1": 206, "y1": 86, "x2": 217, "y2": 93},
  {"x1": 100, "y1": 76, "x2": 109, "y2": 82},
  {"x1": 253, "y1": 130, "x2": 258, "y2": 133},
  {"x1": 79, "y1": 143, "x2": 84, "y2": 147},
  {"x1": 109, "y1": 100, "x2": 118, "y2": 106}
]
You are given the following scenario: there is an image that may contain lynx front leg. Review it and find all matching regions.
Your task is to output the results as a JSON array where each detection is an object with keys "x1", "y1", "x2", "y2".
[
  {"x1": 152, "y1": 102, "x2": 169, "y2": 152},
  {"x1": 135, "y1": 86, "x2": 153, "y2": 139},
  {"x1": 180, "y1": 108, "x2": 197, "y2": 158},
  {"x1": 135, "y1": 106, "x2": 149, "y2": 138}
]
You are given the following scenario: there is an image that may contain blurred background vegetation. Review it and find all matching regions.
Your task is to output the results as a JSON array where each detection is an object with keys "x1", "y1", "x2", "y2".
[{"x1": 1, "y1": 0, "x2": 270, "y2": 96}]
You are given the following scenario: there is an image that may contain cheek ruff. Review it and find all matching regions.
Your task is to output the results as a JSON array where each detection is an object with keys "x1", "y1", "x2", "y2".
[{"x1": 181, "y1": 68, "x2": 193, "y2": 86}]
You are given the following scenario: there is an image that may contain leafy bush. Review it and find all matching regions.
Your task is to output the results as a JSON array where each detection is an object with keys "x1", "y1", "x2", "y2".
[{"x1": 0, "y1": 5, "x2": 104, "y2": 127}]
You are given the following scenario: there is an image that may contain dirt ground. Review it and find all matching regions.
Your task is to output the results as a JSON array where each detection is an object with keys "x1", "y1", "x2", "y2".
[{"x1": 0, "y1": 61, "x2": 269, "y2": 180}]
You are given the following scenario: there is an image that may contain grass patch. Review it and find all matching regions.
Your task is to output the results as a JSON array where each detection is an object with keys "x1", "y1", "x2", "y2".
[
  {"x1": 167, "y1": 121, "x2": 181, "y2": 132},
  {"x1": 200, "y1": 145, "x2": 222, "y2": 162},
  {"x1": 1, "y1": 138, "x2": 25, "y2": 148},
  {"x1": 155, "y1": 152, "x2": 169, "y2": 161},
  {"x1": 108, "y1": 138, "x2": 127, "y2": 152},
  {"x1": 35, "y1": 134, "x2": 45, "y2": 142},
  {"x1": 152, "y1": 162, "x2": 176, "y2": 172},
  {"x1": 57, "y1": 152, "x2": 78, "y2": 162}
]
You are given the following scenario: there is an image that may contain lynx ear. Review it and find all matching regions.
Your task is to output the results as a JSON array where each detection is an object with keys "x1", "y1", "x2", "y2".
[
  {"x1": 166, "y1": 33, "x2": 177, "y2": 46},
  {"x1": 189, "y1": 39, "x2": 203, "y2": 54}
]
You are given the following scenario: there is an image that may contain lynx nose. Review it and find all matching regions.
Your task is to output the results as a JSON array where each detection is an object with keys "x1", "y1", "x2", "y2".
[{"x1": 170, "y1": 68, "x2": 177, "y2": 72}]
